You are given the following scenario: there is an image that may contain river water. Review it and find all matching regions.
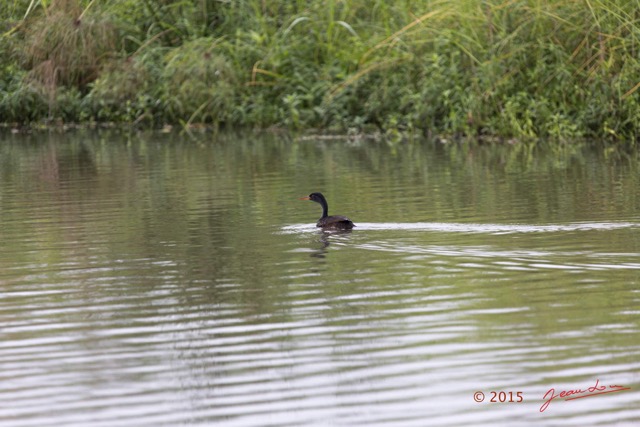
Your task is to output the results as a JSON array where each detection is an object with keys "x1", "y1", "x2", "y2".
[{"x1": 0, "y1": 131, "x2": 638, "y2": 426}]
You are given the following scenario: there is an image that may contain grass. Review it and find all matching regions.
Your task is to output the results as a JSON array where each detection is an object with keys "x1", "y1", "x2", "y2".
[{"x1": 1, "y1": 0, "x2": 640, "y2": 140}]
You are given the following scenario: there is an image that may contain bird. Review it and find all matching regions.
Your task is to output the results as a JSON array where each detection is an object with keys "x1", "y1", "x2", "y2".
[{"x1": 299, "y1": 192, "x2": 355, "y2": 230}]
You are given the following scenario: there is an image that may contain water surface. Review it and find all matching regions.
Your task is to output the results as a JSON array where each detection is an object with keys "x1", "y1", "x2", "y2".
[{"x1": 0, "y1": 131, "x2": 638, "y2": 426}]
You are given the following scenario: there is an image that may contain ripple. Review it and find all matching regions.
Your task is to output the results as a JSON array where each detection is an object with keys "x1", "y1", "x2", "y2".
[
  {"x1": 281, "y1": 221, "x2": 640, "y2": 234},
  {"x1": 1, "y1": 135, "x2": 639, "y2": 427}
]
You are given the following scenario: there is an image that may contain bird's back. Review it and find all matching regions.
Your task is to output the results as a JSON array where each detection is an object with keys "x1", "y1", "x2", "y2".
[{"x1": 317, "y1": 215, "x2": 355, "y2": 230}]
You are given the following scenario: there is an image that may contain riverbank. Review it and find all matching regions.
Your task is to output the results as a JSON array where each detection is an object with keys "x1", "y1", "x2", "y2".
[{"x1": 1, "y1": 0, "x2": 639, "y2": 140}]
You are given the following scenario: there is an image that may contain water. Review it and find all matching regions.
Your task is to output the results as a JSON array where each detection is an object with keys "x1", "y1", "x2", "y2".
[{"x1": 0, "y1": 131, "x2": 638, "y2": 426}]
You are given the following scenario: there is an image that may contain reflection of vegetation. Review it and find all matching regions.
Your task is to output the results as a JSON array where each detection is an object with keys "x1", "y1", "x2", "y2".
[
  {"x1": 0, "y1": 133, "x2": 638, "y2": 382},
  {"x1": 1, "y1": 131, "x2": 638, "y2": 271},
  {"x1": 1, "y1": 1, "x2": 640, "y2": 138}
]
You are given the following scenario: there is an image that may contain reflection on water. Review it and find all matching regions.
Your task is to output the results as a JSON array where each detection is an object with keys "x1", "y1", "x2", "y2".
[{"x1": 0, "y1": 131, "x2": 638, "y2": 426}]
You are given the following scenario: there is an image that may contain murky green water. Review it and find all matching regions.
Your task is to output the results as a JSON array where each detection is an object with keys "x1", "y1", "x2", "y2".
[{"x1": 0, "y1": 131, "x2": 638, "y2": 426}]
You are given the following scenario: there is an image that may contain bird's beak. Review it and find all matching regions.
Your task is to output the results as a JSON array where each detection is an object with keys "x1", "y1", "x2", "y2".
[{"x1": 299, "y1": 196, "x2": 310, "y2": 200}]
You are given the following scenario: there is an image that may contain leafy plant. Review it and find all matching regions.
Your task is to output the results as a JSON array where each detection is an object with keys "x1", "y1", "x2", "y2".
[{"x1": 162, "y1": 37, "x2": 236, "y2": 126}]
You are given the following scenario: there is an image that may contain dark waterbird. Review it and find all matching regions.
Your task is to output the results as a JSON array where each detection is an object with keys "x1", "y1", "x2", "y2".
[{"x1": 300, "y1": 192, "x2": 355, "y2": 230}]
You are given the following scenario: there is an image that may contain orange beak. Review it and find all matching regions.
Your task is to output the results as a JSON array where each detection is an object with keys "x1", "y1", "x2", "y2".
[{"x1": 299, "y1": 196, "x2": 310, "y2": 200}]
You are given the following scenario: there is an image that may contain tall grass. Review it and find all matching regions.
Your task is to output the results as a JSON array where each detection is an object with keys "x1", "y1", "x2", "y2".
[
  {"x1": 17, "y1": 0, "x2": 116, "y2": 114},
  {"x1": 1, "y1": 0, "x2": 639, "y2": 140}
]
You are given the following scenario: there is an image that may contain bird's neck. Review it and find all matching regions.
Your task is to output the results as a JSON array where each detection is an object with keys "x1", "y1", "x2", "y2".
[{"x1": 320, "y1": 201, "x2": 328, "y2": 218}]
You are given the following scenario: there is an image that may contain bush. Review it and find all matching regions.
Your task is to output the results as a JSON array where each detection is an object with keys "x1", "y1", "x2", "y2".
[
  {"x1": 86, "y1": 49, "x2": 165, "y2": 124},
  {"x1": 162, "y1": 38, "x2": 237, "y2": 125}
]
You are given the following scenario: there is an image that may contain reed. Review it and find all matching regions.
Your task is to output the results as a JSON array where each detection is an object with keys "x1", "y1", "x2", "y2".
[{"x1": 19, "y1": 0, "x2": 116, "y2": 105}]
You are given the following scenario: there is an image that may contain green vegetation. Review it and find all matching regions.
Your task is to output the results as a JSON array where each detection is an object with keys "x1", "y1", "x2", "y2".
[{"x1": 1, "y1": 0, "x2": 640, "y2": 139}]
